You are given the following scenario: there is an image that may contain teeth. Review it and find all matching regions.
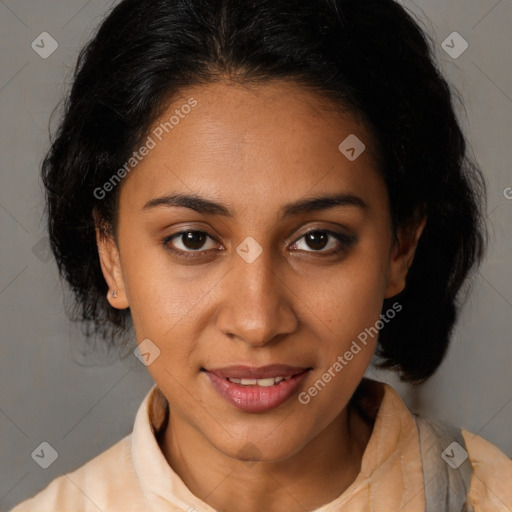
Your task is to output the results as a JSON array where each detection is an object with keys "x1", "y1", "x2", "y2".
[
  {"x1": 253, "y1": 378, "x2": 275, "y2": 387},
  {"x1": 227, "y1": 376, "x2": 292, "y2": 386},
  {"x1": 240, "y1": 378, "x2": 258, "y2": 385}
]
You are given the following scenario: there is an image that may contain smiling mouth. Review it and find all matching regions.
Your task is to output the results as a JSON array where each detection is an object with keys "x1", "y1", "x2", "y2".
[{"x1": 200, "y1": 365, "x2": 313, "y2": 413}]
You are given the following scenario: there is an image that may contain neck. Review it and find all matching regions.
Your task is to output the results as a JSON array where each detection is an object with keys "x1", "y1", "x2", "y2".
[{"x1": 161, "y1": 401, "x2": 373, "y2": 512}]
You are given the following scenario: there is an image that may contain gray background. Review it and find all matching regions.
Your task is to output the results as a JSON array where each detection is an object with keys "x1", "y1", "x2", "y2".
[{"x1": 1, "y1": 0, "x2": 511, "y2": 510}]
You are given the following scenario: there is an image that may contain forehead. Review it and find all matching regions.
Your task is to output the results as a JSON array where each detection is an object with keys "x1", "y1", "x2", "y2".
[{"x1": 119, "y1": 80, "x2": 385, "y2": 215}]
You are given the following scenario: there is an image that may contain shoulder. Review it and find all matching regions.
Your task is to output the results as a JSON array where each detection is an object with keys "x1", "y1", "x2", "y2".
[
  {"x1": 10, "y1": 434, "x2": 147, "y2": 512},
  {"x1": 414, "y1": 413, "x2": 512, "y2": 511},
  {"x1": 462, "y1": 429, "x2": 512, "y2": 511}
]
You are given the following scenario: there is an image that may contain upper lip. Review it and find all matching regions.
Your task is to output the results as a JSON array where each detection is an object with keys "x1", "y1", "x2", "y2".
[{"x1": 205, "y1": 364, "x2": 311, "y2": 379}]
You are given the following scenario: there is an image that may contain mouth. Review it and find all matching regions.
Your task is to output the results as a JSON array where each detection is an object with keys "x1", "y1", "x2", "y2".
[{"x1": 201, "y1": 364, "x2": 313, "y2": 413}]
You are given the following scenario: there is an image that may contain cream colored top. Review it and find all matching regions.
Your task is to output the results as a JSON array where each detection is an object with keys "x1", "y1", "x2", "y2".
[{"x1": 11, "y1": 379, "x2": 512, "y2": 511}]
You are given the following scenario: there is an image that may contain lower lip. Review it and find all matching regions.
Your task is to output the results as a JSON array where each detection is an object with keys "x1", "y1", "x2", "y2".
[{"x1": 204, "y1": 370, "x2": 311, "y2": 413}]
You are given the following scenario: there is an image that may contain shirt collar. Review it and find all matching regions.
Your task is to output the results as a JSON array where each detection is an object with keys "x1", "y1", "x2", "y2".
[{"x1": 131, "y1": 378, "x2": 419, "y2": 511}]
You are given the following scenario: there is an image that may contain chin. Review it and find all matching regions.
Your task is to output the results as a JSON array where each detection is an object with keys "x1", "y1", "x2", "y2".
[{"x1": 211, "y1": 431, "x2": 308, "y2": 466}]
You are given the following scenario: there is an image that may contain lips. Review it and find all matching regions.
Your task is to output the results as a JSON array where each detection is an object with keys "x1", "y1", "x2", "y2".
[{"x1": 203, "y1": 364, "x2": 312, "y2": 413}]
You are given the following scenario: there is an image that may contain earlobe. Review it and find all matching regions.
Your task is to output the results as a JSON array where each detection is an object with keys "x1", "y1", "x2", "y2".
[
  {"x1": 384, "y1": 215, "x2": 427, "y2": 299},
  {"x1": 95, "y1": 221, "x2": 129, "y2": 309}
]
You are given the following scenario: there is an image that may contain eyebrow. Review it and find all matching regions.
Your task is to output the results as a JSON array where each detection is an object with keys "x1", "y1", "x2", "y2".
[{"x1": 142, "y1": 191, "x2": 368, "y2": 218}]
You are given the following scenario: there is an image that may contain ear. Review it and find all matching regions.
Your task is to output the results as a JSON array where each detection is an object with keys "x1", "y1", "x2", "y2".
[
  {"x1": 94, "y1": 211, "x2": 129, "y2": 309},
  {"x1": 384, "y1": 214, "x2": 427, "y2": 299}
]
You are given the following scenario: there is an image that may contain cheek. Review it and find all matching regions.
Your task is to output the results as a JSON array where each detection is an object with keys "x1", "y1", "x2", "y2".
[
  {"x1": 308, "y1": 248, "x2": 389, "y2": 331},
  {"x1": 118, "y1": 235, "x2": 197, "y2": 332},
  {"x1": 296, "y1": 264, "x2": 385, "y2": 414},
  {"x1": 298, "y1": 246, "x2": 389, "y2": 381}
]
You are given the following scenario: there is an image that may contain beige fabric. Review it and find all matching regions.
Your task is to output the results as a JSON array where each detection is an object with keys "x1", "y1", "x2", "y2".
[{"x1": 11, "y1": 379, "x2": 512, "y2": 511}]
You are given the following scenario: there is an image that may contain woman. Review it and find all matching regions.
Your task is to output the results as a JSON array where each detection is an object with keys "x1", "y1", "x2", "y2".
[{"x1": 11, "y1": 0, "x2": 512, "y2": 510}]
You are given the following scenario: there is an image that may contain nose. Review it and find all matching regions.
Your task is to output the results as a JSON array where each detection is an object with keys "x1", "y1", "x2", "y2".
[{"x1": 215, "y1": 245, "x2": 298, "y2": 347}]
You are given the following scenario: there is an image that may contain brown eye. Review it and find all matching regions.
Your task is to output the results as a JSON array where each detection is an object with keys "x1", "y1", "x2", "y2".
[
  {"x1": 304, "y1": 231, "x2": 329, "y2": 251},
  {"x1": 291, "y1": 230, "x2": 356, "y2": 254},
  {"x1": 163, "y1": 230, "x2": 219, "y2": 255}
]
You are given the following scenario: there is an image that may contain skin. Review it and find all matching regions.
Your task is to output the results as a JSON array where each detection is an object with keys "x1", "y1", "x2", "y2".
[{"x1": 96, "y1": 80, "x2": 426, "y2": 512}]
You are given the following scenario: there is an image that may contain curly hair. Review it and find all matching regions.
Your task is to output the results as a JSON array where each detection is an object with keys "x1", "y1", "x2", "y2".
[{"x1": 42, "y1": 0, "x2": 487, "y2": 383}]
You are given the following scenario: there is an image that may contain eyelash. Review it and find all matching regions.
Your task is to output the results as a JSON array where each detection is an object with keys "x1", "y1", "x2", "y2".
[{"x1": 162, "y1": 229, "x2": 356, "y2": 259}]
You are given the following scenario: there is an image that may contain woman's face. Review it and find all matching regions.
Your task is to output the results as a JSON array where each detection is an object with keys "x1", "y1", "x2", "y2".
[{"x1": 98, "y1": 80, "x2": 422, "y2": 462}]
